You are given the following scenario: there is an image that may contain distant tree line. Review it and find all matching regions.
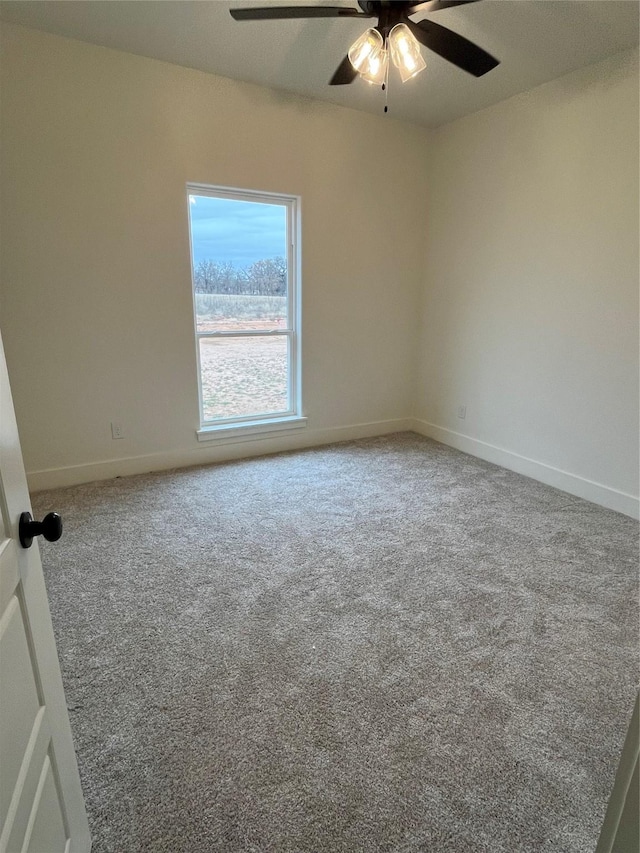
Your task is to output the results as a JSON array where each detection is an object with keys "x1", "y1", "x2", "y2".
[{"x1": 194, "y1": 258, "x2": 286, "y2": 296}]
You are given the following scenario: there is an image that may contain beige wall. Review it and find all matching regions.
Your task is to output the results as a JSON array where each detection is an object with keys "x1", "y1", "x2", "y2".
[
  {"x1": 0, "y1": 23, "x2": 429, "y2": 487},
  {"x1": 415, "y1": 49, "x2": 639, "y2": 516},
  {"x1": 1, "y1": 26, "x2": 638, "y2": 517}
]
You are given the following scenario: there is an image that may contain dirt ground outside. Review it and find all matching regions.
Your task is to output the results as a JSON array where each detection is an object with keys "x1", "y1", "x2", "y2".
[{"x1": 198, "y1": 319, "x2": 288, "y2": 421}]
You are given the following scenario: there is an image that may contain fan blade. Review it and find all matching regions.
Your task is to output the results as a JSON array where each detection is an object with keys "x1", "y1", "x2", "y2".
[
  {"x1": 406, "y1": 18, "x2": 498, "y2": 76},
  {"x1": 329, "y1": 55, "x2": 358, "y2": 85},
  {"x1": 406, "y1": 0, "x2": 482, "y2": 15},
  {"x1": 230, "y1": 6, "x2": 368, "y2": 20}
]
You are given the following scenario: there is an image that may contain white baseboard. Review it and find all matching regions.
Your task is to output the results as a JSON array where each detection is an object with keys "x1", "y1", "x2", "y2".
[
  {"x1": 27, "y1": 417, "x2": 413, "y2": 492},
  {"x1": 411, "y1": 419, "x2": 639, "y2": 520}
]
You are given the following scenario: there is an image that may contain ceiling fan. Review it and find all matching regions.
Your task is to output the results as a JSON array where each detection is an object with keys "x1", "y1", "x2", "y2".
[{"x1": 229, "y1": 1, "x2": 499, "y2": 86}]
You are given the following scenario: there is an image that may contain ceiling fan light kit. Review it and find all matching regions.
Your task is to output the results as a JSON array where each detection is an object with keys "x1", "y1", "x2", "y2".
[
  {"x1": 230, "y1": 1, "x2": 499, "y2": 109},
  {"x1": 388, "y1": 24, "x2": 427, "y2": 82},
  {"x1": 347, "y1": 23, "x2": 425, "y2": 84},
  {"x1": 348, "y1": 28, "x2": 388, "y2": 84},
  {"x1": 347, "y1": 27, "x2": 382, "y2": 72},
  {"x1": 361, "y1": 47, "x2": 389, "y2": 85}
]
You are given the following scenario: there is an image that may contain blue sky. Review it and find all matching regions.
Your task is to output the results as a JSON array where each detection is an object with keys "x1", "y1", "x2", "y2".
[{"x1": 189, "y1": 194, "x2": 286, "y2": 268}]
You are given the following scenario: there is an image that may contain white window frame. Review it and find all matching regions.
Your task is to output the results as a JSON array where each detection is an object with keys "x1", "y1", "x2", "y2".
[{"x1": 187, "y1": 183, "x2": 305, "y2": 441}]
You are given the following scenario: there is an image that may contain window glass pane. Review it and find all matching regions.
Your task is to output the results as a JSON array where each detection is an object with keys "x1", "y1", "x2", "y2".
[
  {"x1": 199, "y1": 335, "x2": 289, "y2": 422},
  {"x1": 189, "y1": 195, "x2": 287, "y2": 332}
]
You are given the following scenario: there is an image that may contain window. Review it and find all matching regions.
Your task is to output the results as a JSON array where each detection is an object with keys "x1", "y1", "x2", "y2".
[{"x1": 187, "y1": 184, "x2": 303, "y2": 438}]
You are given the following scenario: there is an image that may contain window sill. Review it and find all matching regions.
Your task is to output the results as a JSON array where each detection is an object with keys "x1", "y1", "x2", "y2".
[{"x1": 197, "y1": 416, "x2": 307, "y2": 443}]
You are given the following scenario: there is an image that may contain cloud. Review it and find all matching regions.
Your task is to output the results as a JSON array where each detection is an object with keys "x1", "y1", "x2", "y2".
[{"x1": 189, "y1": 195, "x2": 286, "y2": 268}]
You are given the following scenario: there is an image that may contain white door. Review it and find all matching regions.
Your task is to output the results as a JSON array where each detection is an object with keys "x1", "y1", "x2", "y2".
[{"x1": 0, "y1": 331, "x2": 90, "y2": 853}]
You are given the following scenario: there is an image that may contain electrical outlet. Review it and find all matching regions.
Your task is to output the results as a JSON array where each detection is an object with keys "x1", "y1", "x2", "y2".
[
  {"x1": 111, "y1": 421, "x2": 124, "y2": 440},
  {"x1": 457, "y1": 405, "x2": 467, "y2": 420}
]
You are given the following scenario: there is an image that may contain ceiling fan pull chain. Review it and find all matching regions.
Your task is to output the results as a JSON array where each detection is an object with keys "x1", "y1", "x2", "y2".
[{"x1": 383, "y1": 47, "x2": 390, "y2": 113}]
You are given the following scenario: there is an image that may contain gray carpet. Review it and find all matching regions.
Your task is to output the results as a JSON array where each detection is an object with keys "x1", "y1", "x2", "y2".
[{"x1": 32, "y1": 433, "x2": 638, "y2": 852}]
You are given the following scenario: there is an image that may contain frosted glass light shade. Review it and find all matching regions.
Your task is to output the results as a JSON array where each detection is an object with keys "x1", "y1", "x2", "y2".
[
  {"x1": 348, "y1": 28, "x2": 383, "y2": 72},
  {"x1": 389, "y1": 23, "x2": 426, "y2": 82}
]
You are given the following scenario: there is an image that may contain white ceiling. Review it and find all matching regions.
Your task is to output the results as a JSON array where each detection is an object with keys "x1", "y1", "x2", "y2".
[{"x1": 0, "y1": 0, "x2": 637, "y2": 127}]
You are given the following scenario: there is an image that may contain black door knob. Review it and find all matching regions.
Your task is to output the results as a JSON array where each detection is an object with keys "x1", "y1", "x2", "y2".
[{"x1": 19, "y1": 512, "x2": 63, "y2": 549}]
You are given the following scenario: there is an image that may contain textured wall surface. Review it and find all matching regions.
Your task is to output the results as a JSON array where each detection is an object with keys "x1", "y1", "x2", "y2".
[
  {"x1": 0, "y1": 23, "x2": 428, "y2": 481},
  {"x1": 416, "y1": 49, "x2": 639, "y2": 503},
  {"x1": 1, "y1": 27, "x2": 637, "y2": 514}
]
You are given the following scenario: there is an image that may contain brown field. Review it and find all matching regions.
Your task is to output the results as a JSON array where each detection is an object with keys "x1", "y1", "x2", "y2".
[{"x1": 199, "y1": 319, "x2": 288, "y2": 421}]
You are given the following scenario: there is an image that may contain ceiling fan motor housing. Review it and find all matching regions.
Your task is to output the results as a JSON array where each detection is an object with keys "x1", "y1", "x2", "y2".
[
  {"x1": 358, "y1": 2, "x2": 421, "y2": 36},
  {"x1": 358, "y1": 1, "x2": 415, "y2": 13}
]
